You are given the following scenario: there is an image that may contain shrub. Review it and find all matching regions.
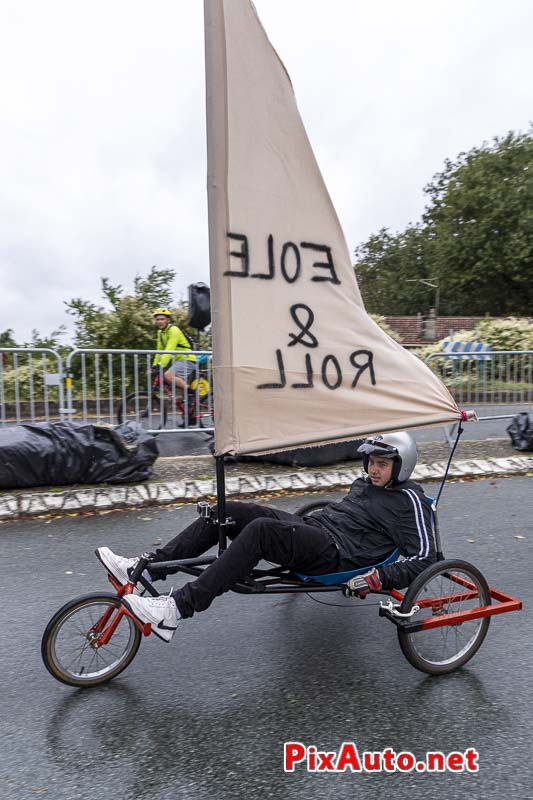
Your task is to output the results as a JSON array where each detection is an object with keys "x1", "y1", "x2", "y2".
[{"x1": 369, "y1": 314, "x2": 403, "y2": 343}]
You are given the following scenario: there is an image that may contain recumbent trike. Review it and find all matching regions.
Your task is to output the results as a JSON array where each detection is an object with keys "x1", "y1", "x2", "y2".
[{"x1": 41, "y1": 455, "x2": 521, "y2": 687}]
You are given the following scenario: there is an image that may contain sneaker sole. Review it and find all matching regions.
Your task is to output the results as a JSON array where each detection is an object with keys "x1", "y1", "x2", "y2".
[
  {"x1": 121, "y1": 597, "x2": 174, "y2": 643},
  {"x1": 95, "y1": 548, "x2": 128, "y2": 586},
  {"x1": 94, "y1": 549, "x2": 147, "y2": 596}
]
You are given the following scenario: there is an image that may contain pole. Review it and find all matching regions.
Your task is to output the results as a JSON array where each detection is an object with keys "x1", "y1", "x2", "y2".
[{"x1": 215, "y1": 454, "x2": 228, "y2": 552}]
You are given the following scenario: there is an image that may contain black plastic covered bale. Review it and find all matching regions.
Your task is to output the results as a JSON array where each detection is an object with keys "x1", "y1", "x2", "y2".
[
  {"x1": 0, "y1": 421, "x2": 159, "y2": 490},
  {"x1": 506, "y1": 412, "x2": 533, "y2": 452}
]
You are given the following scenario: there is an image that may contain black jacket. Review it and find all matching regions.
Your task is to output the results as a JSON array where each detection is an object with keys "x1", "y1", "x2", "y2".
[{"x1": 310, "y1": 477, "x2": 436, "y2": 589}]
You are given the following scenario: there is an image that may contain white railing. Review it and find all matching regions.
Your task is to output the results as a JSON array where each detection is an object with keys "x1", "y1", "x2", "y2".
[
  {"x1": 0, "y1": 348, "x2": 65, "y2": 425},
  {"x1": 2, "y1": 347, "x2": 531, "y2": 428},
  {"x1": 0, "y1": 347, "x2": 213, "y2": 433},
  {"x1": 425, "y1": 350, "x2": 533, "y2": 414}
]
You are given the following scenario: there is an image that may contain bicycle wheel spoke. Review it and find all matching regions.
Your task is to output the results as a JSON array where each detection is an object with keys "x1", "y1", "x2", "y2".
[
  {"x1": 398, "y1": 562, "x2": 491, "y2": 674},
  {"x1": 72, "y1": 620, "x2": 90, "y2": 636},
  {"x1": 65, "y1": 646, "x2": 91, "y2": 674},
  {"x1": 98, "y1": 641, "x2": 127, "y2": 657},
  {"x1": 61, "y1": 641, "x2": 92, "y2": 657},
  {"x1": 45, "y1": 597, "x2": 141, "y2": 684}
]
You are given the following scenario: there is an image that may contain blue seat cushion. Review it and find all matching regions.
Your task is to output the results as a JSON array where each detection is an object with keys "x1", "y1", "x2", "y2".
[{"x1": 294, "y1": 549, "x2": 400, "y2": 586}]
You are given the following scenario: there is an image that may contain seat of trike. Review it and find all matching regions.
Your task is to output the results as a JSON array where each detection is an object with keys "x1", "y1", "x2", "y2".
[{"x1": 293, "y1": 548, "x2": 400, "y2": 586}]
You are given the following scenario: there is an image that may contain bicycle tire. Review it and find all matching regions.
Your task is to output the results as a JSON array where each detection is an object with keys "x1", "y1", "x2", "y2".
[
  {"x1": 41, "y1": 593, "x2": 142, "y2": 688},
  {"x1": 397, "y1": 559, "x2": 491, "y2": 675},
  {"x1": 295, "y1": 500, "x2": 329, "y2": 518},
  {"x1": 116, "y1": 391, "x2": 168, "y2": 430}
]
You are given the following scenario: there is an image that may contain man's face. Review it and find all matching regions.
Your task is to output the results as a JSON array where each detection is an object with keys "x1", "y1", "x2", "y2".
[
  {"x1": 154, "y1": 315, "x2": 170, "y2": 330},
  {"x1": 367, "y1": 455, "x2": 394, "y2": 487}
]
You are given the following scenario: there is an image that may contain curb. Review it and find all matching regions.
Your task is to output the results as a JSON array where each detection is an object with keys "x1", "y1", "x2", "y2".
[{"x1": 1, "y1": 455, "x2": 532, "y2": 522}]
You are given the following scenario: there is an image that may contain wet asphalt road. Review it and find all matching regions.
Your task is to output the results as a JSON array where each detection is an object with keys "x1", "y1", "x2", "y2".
[{"x1": 0, "y1": 476, "x2": 531, "y2": 800}]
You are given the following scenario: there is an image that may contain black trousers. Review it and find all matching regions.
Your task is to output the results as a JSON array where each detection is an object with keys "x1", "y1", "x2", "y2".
[{"x1": 150, "y1": 501, "x2": 339, "y2": 618}]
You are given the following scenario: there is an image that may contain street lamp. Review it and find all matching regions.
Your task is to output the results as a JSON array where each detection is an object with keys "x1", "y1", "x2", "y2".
[{"x1": 405, "y1": 277, "x2": 440, "y2": 317}]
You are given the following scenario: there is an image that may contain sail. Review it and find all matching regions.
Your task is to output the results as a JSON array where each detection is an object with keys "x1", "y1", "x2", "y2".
[{"x1": 204, "y1": 0, "x2": 463, "y2": 456}]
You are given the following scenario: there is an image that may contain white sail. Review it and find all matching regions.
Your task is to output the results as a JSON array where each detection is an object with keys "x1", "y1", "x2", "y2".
[{"x1": 204, "y1": 0, "x2": 463, "y2": 456}]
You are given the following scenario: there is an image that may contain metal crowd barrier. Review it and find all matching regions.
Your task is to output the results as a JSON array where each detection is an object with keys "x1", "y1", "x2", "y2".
[
  {"x1": 0, "y1": 347, "x2": 213, "y2": 433},
  {"x1": 0, "y1": 348, "x2": 65, "y2": 425},
  {"x1": 1, "y1": 346, "x2": 530, "y2": 431},
  {"x1": 63, "y1": 348, "x2": 214, "y2": 433},
  {"x1": 425, "y1": 350, "x2": 533, "y2": 421}
]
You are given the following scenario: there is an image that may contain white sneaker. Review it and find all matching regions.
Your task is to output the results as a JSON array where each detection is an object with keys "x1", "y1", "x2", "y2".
[
  {"x1": 95, "y1": 547, "x2": 146, "y2": 595},
  {"x1": 122, "y1": 593, "x2": 179, "y2": 643}
]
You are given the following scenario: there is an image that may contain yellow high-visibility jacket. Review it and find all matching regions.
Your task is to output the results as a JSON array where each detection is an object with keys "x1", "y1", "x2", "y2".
[{"x1": 153, "y1": 325, "x2": 197, "y2": 369}]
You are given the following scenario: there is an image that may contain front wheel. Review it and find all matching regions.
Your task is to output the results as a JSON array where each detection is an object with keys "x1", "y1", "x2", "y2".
[
  {"x1": 397, "y1": 559, "x2": 491, "y2": 675},
  {"x1": 41, "y1": 593, "x2": 142, "y2": 687},
  {"x1": 116, "y1": 391, "x2": 169, "y2": 430}
]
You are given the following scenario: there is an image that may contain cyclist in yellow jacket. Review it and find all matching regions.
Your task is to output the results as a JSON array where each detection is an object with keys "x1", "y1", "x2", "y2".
[{"x1": 152, "y1": 309, "x2": 197, "y2": 397}]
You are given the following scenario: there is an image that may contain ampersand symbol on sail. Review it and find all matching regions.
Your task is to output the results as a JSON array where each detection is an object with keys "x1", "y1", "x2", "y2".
[{"x1": 287, "y1": 304, "x2": 319, "y2": 348}]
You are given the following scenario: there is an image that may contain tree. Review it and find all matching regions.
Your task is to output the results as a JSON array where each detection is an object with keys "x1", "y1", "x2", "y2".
[
  {"x1": 0, "y1": 329, "x2": 17, "y2": 348},
  {"x1": 369, "y1": 314, "x2": 402, "y2": 343},
  {"x1": 355, "y1": 225, "x2": 431, "y2": 314},
  {"x1": 355, "y1": 128, "x2": 533, "y2": 316},
  {"x1": 24, "y1": 326, "x2": 68, "y2": 352},
  {"x1": 64, "y1": 266, "x2": 211, "y2": 392},
  {"x1": 1, "y1": 326, "x2": 70, "y2": 354},
  {"x1": 0, "y1": 329, "x2": 16, "y2": 368},
  {"x1": 0, "y1": 327, "x2": 67, "y2": 398},
  {"x1": 65, "y1": 266, "x2": 210, "y2": 351}
]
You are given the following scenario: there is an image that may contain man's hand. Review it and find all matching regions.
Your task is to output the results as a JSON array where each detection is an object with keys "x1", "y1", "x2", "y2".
[{"x1": 342, "y1": 568, "x2": 382, "y2": 599}]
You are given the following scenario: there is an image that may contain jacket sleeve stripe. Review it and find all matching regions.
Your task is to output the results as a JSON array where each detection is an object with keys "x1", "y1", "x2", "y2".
[{"x1": 402, "y1": 488, "x2": 430, "y2": 560}]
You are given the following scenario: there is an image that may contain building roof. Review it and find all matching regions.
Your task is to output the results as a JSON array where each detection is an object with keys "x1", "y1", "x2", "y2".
[{"x1": 384, "y1": 316, "x2": 485, "y2": 345}]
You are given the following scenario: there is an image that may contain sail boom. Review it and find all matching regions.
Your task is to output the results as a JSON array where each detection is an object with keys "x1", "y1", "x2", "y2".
[{"x1": 220, "y1": 415, "x2": 462, "y2": 457}]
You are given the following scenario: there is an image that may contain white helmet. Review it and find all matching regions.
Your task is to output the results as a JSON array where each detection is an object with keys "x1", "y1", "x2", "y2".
[{"x1": 358, "y1": 432, "x2": 417, "y2": 485}]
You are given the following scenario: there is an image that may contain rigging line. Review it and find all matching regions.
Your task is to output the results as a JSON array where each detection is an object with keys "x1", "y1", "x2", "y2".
[{"x1": 434, "y1": 421, "x2": 464, "y2": 508}]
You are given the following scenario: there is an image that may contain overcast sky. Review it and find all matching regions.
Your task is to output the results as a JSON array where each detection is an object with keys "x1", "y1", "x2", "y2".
[{"x1": 1, "y1": 0, "x2": 532, "y2": 344}]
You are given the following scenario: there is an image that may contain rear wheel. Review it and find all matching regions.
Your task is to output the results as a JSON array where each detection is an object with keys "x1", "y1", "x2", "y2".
[
  {"x1": 295, "y1": 500, "x2": 328, "y2": 518},
  {"x1": 397, "y1": 559, "x2": 491, "y2": 675},
  {"x1": 41, "y1": 593, "x2": 142, "y2": 688},
  {"x1": 116, "y1": 391, "x2": 169, "y2": 430}
]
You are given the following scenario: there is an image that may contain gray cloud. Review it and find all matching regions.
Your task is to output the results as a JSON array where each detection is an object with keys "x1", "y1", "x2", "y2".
[{"x1": 1, "y1": 0, "x2": 532, "y2": 343}]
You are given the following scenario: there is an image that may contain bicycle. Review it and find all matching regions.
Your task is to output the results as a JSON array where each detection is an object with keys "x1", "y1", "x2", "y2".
[{"x1": 116, "y1": 362, "x2": 213, "y2": 431}]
